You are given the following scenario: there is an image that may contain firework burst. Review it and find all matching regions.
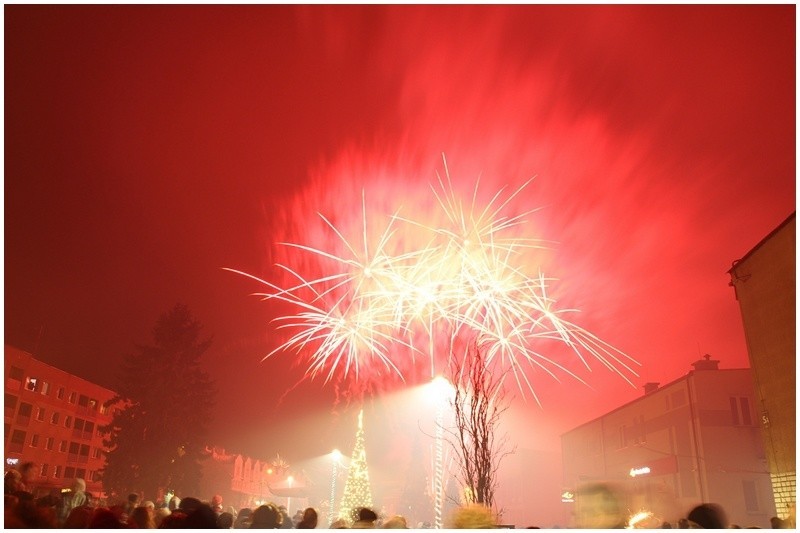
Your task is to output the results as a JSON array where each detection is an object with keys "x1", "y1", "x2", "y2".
[{"x1": 230, "y1": 158, "x2": 640, "y2": 398}]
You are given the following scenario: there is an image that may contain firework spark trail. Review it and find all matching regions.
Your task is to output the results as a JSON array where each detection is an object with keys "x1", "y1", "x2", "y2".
[{"x1": 230, "y1": 159, "x2": 641, "y2": 398}]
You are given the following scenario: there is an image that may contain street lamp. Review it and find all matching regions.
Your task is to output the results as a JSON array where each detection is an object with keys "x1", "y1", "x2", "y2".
[
  {"x1": 430, "y1": 376, "x2": 452, "y2": 529},
  {"x1": 287, "y1": 475, "x2": 294, "y2": 515},
  {"x1": 329, "y1": 449, "x2": 342, "y2": 525}
]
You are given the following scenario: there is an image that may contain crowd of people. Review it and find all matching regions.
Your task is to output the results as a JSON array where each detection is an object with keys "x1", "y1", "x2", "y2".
[{"x1": 4, "y1": 464, "x2": 796, "y2": 528}]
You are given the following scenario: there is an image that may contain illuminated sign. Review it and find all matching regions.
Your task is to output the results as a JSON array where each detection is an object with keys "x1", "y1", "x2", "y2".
[
  {"x1": 6, "y1": 457, "x2": 19, "y2": 466},
  {"x1": 561, "y1": 490, "x2": 574, "y2": 503},
  {"x1": 629, "y1": 466, "x2": 651, "y2": 477}
]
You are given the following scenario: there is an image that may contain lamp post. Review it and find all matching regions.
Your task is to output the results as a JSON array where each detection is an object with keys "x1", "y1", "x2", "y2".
[
  {"x1": 329, "y1": 449, "x2": 342, "y2": 525},
  {"x1": 287, "y1": 475, "x2": 294, "y2": 515},
  {"x1": 430, "y1": 376, "x2": 451, "y2": 529}
]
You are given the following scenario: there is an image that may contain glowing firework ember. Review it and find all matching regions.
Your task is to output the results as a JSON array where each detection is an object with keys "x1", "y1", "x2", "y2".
[{"x1": 230, "y1": 158, "x2": 640, "y2": 398}]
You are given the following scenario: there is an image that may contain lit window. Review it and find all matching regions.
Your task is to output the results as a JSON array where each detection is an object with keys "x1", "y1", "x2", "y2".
[
  {"x1": 88, "y1": 399, "x2": 98, "y2": 411},
  {"x1": 25, "y1": 377, "x2": 38, "y2": 392},
  {"x1": 41, "y1": 381, "x2": 50, "y2": 395}
]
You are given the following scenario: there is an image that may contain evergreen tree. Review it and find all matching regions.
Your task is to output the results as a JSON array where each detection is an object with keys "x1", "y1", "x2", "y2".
[
  {"x1": 100, "y1": 304, "x2": 216, "y2": 501},
  {"x1": 338, "y1": 409, "x2": 373, "y2": 522}
]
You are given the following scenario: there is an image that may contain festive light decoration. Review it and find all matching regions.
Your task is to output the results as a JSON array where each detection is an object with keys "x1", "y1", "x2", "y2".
[{"x1": 338, "y1": 409, "x2": 374, "y2": 522}]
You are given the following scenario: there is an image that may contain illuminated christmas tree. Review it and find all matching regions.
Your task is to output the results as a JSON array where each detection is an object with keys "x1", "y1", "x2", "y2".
[{"x1": 338, "y1": 409, "x2": 373, "y2": 522}]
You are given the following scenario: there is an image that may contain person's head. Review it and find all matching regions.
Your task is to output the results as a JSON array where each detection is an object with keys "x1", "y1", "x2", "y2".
[
  {"x1": 89, "y1": 507, "x2": 125, "y2": 528},
  {"x1": 127, "y1": 492, "x2": 140, "y2": 504},
  {"x1": 129, "y1": 505, "x2": 155, "y2": 529},
  {"x1": 63, "y1": 505, "x2": 93, "y2": 528},
  {"x1": 4, "y1": 470, "x2": 22, "y2": 494},
  {"x1": 251, "y1": 503, "x2": 282, "y2": 528},
  {"x1": 687, "y1": 503, "x2": 728, "y2": 529},
  {"x1": 18, "y1": 462, "x2": 37, "y2": 487},
  {"x1": 358, "y1": 507, "x2": 378, "y2": 523},
  {"x1": 298, "y1": 507, "x2": 318, "y2": 528},
  {"x1": 179, "y1": 496, "x2": 203, "y2": 514},
  {"x1": 382, "y1": 515, "x2": 408, "y2": 528},
  {"x1": 218, "y1": 511, "x2": 235, "y2": 528},
  {"x1": 573, "y1": 482, "x2": 625, "y2": 529},
  {"x1": 185, "y1": 503, "x2": 218, "y2": 529},
  {"x1": 71, "y1": 478, "x2": 86, "y2": 493}
]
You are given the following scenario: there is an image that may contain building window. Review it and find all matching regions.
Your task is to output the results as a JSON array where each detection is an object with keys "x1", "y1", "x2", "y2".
[
  {"x1": 36, "y1": 407, "x2": 46, "y2": 422},
  {"x1": 76, "y1": 468, "x2": 86, "y2": 479},
  {"x1": 59, "y1": 440, "x2": 67, "y2": 453},
  {"x1": 51, "y1": 412, "x2": 60, "y2": 425},
  {"x1": 25, "y1": 377, "x2": 38, "y2": 392},
  {"x1": 53, "y1": 465, "x2": 62, "y2": 479},
  {"x1": 68, "y1": 392, "x2": 77, "y2": 404},
  {"x1": 9, "y1": 366, "x2": 24, "y2": 381},
  {"x1": 5, "y1": 393, "x2": 18, "y2": 418},
  {"x1": 92, "y1": 448, "x2": 103, "y2": 459},
  {"x1": 64, "y1": 467, "x2": 76, "y2": 479},
  {"x1": 17, "y1": 402, "x2": 33, "y2": 423},
  {"x1": 64, "y1": 416, "x2": 72, "y2": 429},
  {"x1": 40, "y1": 381, "x2": 50, "y2": 395},
  {"x1": 731, "y1": 397, "x2": 754, "y2": 426},
  {"x1": 743, "y1": 479, "x2": 760, "y2": 512},
  {"x1": 46, "y1": 437, "x2": 54, "y2": 451},
  {"x1": 40, "y1": 464, "x2": 49, "y2": 477},
  {"x1": 91, "y1": 471, "x2": 102, "y2": 482},
  {"x1": 78, "y1": 395, "x2": 89, "y2": 408},
  {"x1": 30, "y1": 434, "x2": 40, "y2": 448},
  {"x1": 88, "y1": 399, "x2": 98, "y2": 411},
  {"x1": 99, "y1": 403, "x2": 108, "y2": 415},
  {"x1": 57, "y1": 387, "x2": 65, "y2": 400},
  {"x1": 9, "y1": 429, "x2": 26, "y2": 453}
]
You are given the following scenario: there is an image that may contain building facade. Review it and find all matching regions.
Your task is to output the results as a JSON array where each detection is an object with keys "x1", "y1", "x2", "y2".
[
  {"x1": 729, "y1": 213, "x2": 796, "y2": 521},
  {"x1": 561, "y1": 357, "x2": 775, "y2": 528},
  {"x1": 4, "y1": 346, "x2": 293, "y2": 508},
  {"x1": 4, "y1": 345, "x2": 116, "y2": 498}
]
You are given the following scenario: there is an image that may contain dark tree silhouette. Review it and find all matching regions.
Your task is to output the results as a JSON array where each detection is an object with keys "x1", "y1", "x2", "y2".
[
  {"x1": 446, "y1": 339, "x2": 513, "y2": 512},
  {"x1": 100, "y1": 304, "x2": 216, "y2": 501}
]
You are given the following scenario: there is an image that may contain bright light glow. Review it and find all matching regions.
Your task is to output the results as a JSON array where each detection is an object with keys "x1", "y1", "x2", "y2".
[
  {"x1": 560, "y1": 490, "x2": 574, "y2": 503},
  {"x1": 430, "y1": 375, "x2": 453, "y2": 400},
  {"x1": 627, "y1": 510, "x2": 654, "y2": 529},
  {"x1": 331, "y1": 449, "x2": 342, "y2": 461},
  {"x1": 629, "y1": 466, "x2": 651, "y2": 477}
]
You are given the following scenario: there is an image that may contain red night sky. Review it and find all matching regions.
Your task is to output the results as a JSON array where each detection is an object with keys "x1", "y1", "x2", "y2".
[{"x1": 4, "y1": 5, "x2": 795, "y2": 524}]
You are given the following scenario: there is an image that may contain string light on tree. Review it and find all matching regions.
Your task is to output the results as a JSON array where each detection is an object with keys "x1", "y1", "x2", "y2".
[{"x1": 338, "y1": 409, "x2": 373, "y2": 523}]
